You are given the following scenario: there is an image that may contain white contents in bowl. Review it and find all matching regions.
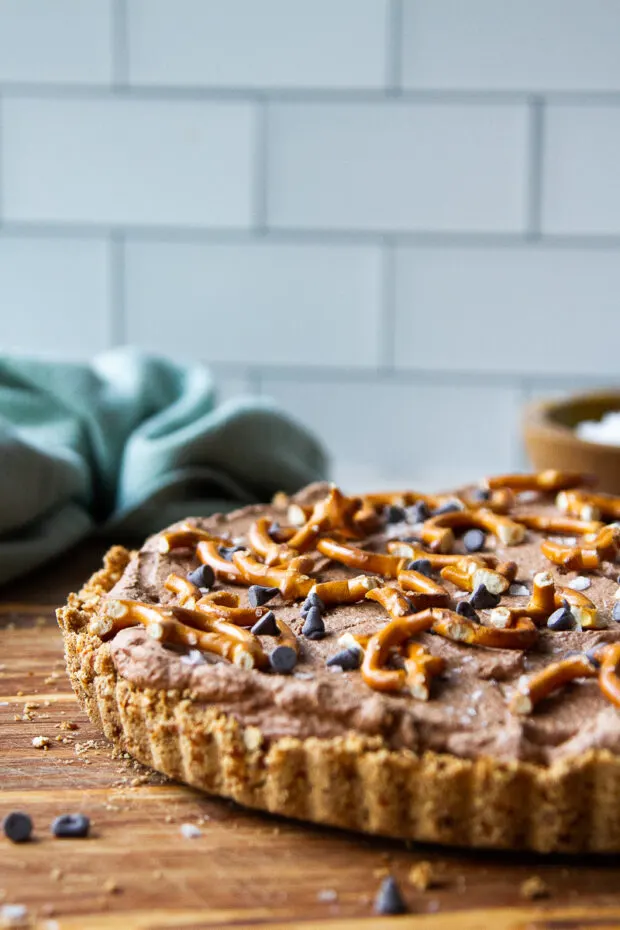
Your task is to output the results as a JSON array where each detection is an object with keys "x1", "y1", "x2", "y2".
[{"x1": 576, "y1": 411, "x2": 620, "y2": 446}]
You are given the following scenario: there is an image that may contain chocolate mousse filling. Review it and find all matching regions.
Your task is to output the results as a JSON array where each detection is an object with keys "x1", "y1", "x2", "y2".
[{"x1": 104, "y1": 480, "x2": 620, "y2": 767}]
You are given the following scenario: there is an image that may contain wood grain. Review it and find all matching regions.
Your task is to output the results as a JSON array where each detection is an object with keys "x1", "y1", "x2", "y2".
[{"x1": 2, "y1": 544, "x2": 620, "y2": 928}]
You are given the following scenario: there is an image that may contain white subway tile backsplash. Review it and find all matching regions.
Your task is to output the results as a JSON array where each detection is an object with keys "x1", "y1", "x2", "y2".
[
  {"x1": 0, "y1": 0, "x2": 112, "y2": 85},
  {"x1": 394, "y1": 246, "x2": 620, "y2": 377},
  {"x1": 0, "y1": 236, "x2": 111, "y2": 359},
  {"x1": 401, "y1": 0, "x2": 620, "y2": 92},
  {"x1": 2, "y1": 98, "x2": 255, "y2": 227},
  {"x1": 267, "y1": 102, "x2": 529, "y2": 233},
  {"x1": 543, "y1": 106, "x2": 620, "y2": 236},
  {"x1": 127, "y1": 0, "x2": 389, "y2": 89},
  {"x1": 259, "y1": 376, "x2": 520, "y2": 481},
  {"x1": 124, "y1": 240, "x2": 383, "y2": 368}
]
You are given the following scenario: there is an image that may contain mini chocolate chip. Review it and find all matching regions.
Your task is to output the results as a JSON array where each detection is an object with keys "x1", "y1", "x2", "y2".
[
  {"x1": 405, "y1": 558, "x2": 433, "y2": 578},
  {"x1": 406, "y1": 501, "x2": 430, "y2": 523},
  {"x1": 585, "y1": 648, "x2": 602, "y2": 669},
  {"x1": 269, "y1": 645, "x2": 297, "y2": 674},
  {"x1": 2, "y1": 811, "x2": 32, "y2": 843},
  {"x1": 187, "y1": 564, "x2": 215, "y2": 589},
  {"x1": 456, "y1": 600, "x2": 479, "y2": 621},
  {"x1": 463, "y1": 528, "x2": 486, "y2": 553},
  {"x1": 547, "y1": 605, "x2": 575, "y2": 632},
  {"x1": 301, "y1": 606, "x2": 326, "y2": 640},
  {"x1": 301, "y1": 591, "x2": 325, "y2": 617},
  {"x1": 51, "y1": 814, "x2": 90, "y2": 839},
  {"x1": 250, "y1": 611, "x2": 279, "y2": 637},
  {"x1": 326, "y1": 648, "x2": 361, "y2": 671},
  {"x1": 469, "y1": 583, "x2": 500, "y2": 610},
  {"x1": 433, "y1": 500, "x2": 462, "y2": 516},
  {"x1": 269, "y1": 521, "x2": 285, "y2": 541},
  {"x1": 218, "y1": 544, "x2": 245, "y2": 561},
  {"x1": 613, "y1": 601, "x2": 620, "y2": 622},
  {"x1": 374, "y1": 875, "x2": 408, "y2": 916},
  {"x1": 384, "y1": 504, "x2": 406, "y2": 524},
  {"x1": 471, "y1": 487, "x2": 491, "y2": 501},
  {"x1": 248, "y1": 585, "x2": 279, "y2": 608}
]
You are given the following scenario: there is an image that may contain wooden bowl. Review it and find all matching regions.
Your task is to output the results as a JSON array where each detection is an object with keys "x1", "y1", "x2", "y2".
[{"x1": 523, "y1": 391, "x2": 620, "y2": 494}]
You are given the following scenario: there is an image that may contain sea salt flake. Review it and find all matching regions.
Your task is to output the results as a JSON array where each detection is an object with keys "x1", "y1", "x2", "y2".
[
  {"x1": 509, "y1": 583, "x2": 529, "y2": 597},
  {"x1": 568, "y1": 576, "x2": 591, "y2": 591},
  {"x1": 317, "y1": 889, "x2": 338, "y2": 903},
  {"x1": 180, "y1": 649, "x2": 206, "y2": 667},
  {"x1": 180, "y1": 823, "x2": 202, "y2": 839},
  {"x1": 467, "y1": 707, "x2": 477, "y2": 717},
  {"x1": 1, "y1": 904, "x2": 28, "y2": 922}
]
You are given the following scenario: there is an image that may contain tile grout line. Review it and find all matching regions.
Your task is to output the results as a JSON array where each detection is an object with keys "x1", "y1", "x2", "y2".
[
  {"x1": 111, "y1": 0, "x2": 130, "y2": 90},
  {"x1": 526, "y1": 95, "x2": 544, "y2": 240},
  {"x1": 378, "y1": 239, "x2": 397, "y2": 370},
  {"x1": 109, "y1": 231, "x2": 126, "y2": 346},
  {"x1": 386, "y1": 0, "x2": 404, "y2": 95},
  {"x1": 253, "y1": 97, "x2": 269, "y2": 233}
]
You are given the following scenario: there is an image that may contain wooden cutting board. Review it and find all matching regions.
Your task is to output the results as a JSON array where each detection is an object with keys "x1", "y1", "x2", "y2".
[{"x1": 2, "y1": 543, "x2": 620, "y2": 929}]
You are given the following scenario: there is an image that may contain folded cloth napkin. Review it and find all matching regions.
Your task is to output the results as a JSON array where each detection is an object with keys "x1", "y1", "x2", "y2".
[{"x1": 0, "y1": 348, "x2": 328, "y2": 586}]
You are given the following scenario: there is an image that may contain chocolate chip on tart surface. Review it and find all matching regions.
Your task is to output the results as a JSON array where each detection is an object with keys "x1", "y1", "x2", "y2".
[{"x1": 57, "y1": 475, "x2": 620, "y2": 852}]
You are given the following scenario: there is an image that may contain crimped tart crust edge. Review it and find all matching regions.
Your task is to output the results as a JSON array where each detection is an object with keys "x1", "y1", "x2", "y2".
[{"x1": 57, "y1": 545, "x2": 620, "y2": 854}]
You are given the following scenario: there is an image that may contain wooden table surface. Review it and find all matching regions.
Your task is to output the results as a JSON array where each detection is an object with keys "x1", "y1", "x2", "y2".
[{"x1": 2, "y1": 543, "x2": 620, "y2": 929}]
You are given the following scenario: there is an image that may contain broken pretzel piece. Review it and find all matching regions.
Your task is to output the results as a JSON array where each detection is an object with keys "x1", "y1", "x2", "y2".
[
  {"x1": 158, "y1": 522, "x2": 232, "y2": 554},
  {"x1": 365, "y1": 585, "x2": 413, "y2": 619},
  {"x1": 513, "y1": 513, "x2": 603, "y2": 536},
  {"x1": 231, "y1": 550, "x2": 313, "y2": 601},
  {"x1": 483, "y1": 470, "x2": 596, "y2": 494},
  {"x1": 510, "y1": 653, "x2": 599, "y2": 715},
  {"x1": 287, "y1": 485, "x2": 363, "y2": 551},
  {"x1": 557, "y1": 489, "x2": 620, "y2": 523},
  {"x1": 540, "y1": 524, "x2": 620, "y2": 572},
  {"x1": 432, "y1": 611, "x2": 538, "y2": 650},
  {"x1": 598, "y1": 643, "x2": 620, "y2": 710},
  {"x1": 397, "y1": 569, "x2": 450, "y2": 608},
  {"x1": 196, "y1": 540, "x2": 243, "y2": 583},
  {"x1": 404, "y1": 643, "x2": 446, "y2": 701},
  {"x1": 489, "y1": 571, "x2": 600, "y2": 630},
  {"x1": 361, "y1": 610, "x2": 439, "y2": 693},
  {"x1": 97, "y1": 599, "x2": 267, "y2": 669},
  {"x1": 420, "y1": 509, "x2": 525, "y2": 551},
  {"x1": 247, "y1": 517, "x2": 297, "y2": 566},
  {"x1": 310, "y1": 575, "x2": 381, "y2": 606},
  {"x1": 317, "y1": 538, "x2": 406, "y2": 578},
  {"x1": 387, "y1": 541, "x2": 496, "y2": 569},
  {"x1": 440, "y1": 557, "x2": 516, "y2": 596}
]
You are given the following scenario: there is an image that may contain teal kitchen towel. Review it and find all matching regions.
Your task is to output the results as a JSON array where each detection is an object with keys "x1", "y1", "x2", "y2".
[{"x1": 0, "y1": 348, "x2": 328, "y2": 586}]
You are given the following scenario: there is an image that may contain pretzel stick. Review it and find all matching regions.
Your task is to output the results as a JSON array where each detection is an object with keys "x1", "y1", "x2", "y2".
[
  {"x1": 387, "y1": 541, "x2": 497, "y2": 568},
  {"x1": 165, "y1": 573, "x2": 201, "y2": 607},
  {"x1": 247, "y1": 517, "x2": 298, "y2": 566},
  {"x1": 540, "y1": 524, "x2": 620, "y2": 571},
  {"x1": 97, "y1": 599, "x2": 267, "y2": 669},
  {"x1": 232, "y1": 550, "x2": 313, "y2": 600},
  {"x1": 196, "y1": 540, "x2": 243, "y2": 583},
  {"x1": 599, "y1": 644, "x2": 620, "y2": 709},
  {"x1": 199, "y1": 591, "x2": 239, "y2": 607},
  {"x1": 510, "y1": 654, "x2": 599, "y2": 715},
  {"x1": 512, "y1": 513, "x2": 603, "y2": 536},
  {"x1": 365, "y1": 585, "x2": 413, "y2": 618},
  {"x1": 362, "y1": 490, "x2": 445, "y2": 510},
  {"x1": 310, "y1": 575, "x2": 381, "y2": 606},
  {"x1": 317, "y1": 538, "x2": 406, "y2": 578},
  {"x1": 420, "y1": 509, "x2": 525, "y2": 549},
  {"x1": 397, "y1": 570, "x2": 450, "y2": 607},
  {"x1": 158, "y1": 523, "x2": 231, "y2": 554},
  {"x1": 361, "y1": 610, "x2": 438, "y2": 692},
  {"x1": 483, "y1": 470, "x2": 596, "y2": 493},
  {"x1": 404, "y1": 643, "x2": 446, "y2": 701},
  {"x1": 432, "y1": 611, "x2": 538, "y2": 650},
  {"x1": 557, "y1": 489, "x2": 620, "y2": 522}
]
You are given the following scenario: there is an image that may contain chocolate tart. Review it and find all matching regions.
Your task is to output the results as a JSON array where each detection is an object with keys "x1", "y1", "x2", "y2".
[{"x1": 57, "y1": 477, "x2": 620, "y2": 852}]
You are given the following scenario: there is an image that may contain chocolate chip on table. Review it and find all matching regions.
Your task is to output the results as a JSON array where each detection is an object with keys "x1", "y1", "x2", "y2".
[
  {"x1": 456, "y1": 600, "x2": 479, "y2": 621},
  {"x1": 301, "y1": 607, "x2": 326, "y2": 640},
  {"x1": 2, "y1": 811, "x2": 32, "y2": 843},
  {"x1": 547, "y1": 604, "x2": 575, "y2": 632},
  {"x1": 269, "y1": 645, "x2": 297, "y2": 674},
  {"x1": 248, "y1": 585, "x2": 279, "y2": 608},
  {"x1": 384, "y1": 504, "x2": 406, "y2": 524},
  {"x1": 469, "y1": 584, "x2": 500, "y2": 610},
  {"x1": 250, "y1": 611, "x2": 279, "y2": 637},
  {"x1": 301, "y1": 591, "x2": 325, "y2": 617},
  {"x1": 406, "y1": 501, "x2": 430, "y2": 524},
  {"x1": 463, "y1": 529, "x2": 486, "y2": 553},
  {"x1": 187, "y1": 564, "x2": 215, "y2": 589},
  {"x1": 51, "y1": 814, "x2": 90, "y2": 839},
  {"x1": 374, "y1": 875, "x2": 408, "y2": 915},
  {"x1": 326, "y1": 648, "x2": 361, "y2": 671},
  {"x1": 613, "y1": 601, "x2": 620, "y2": 622},
  {"x1": 218, "y1": 544, "x2": 245, "y2": 561},
  {"x1": 405, "y1": 558, "x2": 433, "y2": 578}
]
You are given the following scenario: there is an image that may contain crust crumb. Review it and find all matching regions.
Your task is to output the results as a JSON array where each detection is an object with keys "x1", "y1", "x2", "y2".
[
  {"x1": 520, "y1": 875, "x2": 550, "y2": 900},
  {"x1": 408, "y1": 861, "x2": 436, "y2": 891}
]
